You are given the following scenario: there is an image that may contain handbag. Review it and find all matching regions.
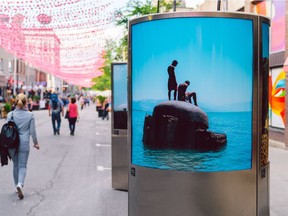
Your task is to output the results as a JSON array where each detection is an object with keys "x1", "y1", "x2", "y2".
[{"x1": 65, "y1": 111, "x2": 69, "y2": 119}]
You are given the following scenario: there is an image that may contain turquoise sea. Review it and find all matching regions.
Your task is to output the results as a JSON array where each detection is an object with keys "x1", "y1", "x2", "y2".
[{"x1": 132, "y1": 109, "x2": 252, "y2": 172}]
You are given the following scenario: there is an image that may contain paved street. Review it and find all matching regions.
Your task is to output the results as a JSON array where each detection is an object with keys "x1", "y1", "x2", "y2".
[
  {"x1": 0, "y1": 104, "x2": 127, "y2": 216},
  {"x1": 0, "y1": 104, "x2": 287, "y2": 216}
]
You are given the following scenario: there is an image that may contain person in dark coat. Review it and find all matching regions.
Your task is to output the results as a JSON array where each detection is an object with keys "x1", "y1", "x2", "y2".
[
  {"x1": 167, "y1": 60, "x2": 178, "y2": 100},
  {"x1": 177, "y1": 80, "x2": 198, "y2": 106},
  {"x1": 102, "y1": 99, "x2": 109, "y2": 120}
]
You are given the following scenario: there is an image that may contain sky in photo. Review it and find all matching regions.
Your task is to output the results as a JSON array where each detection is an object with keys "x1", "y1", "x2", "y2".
[
  {"x1": 131, "y1": 17, "x2": 254, "y2": 110},
  {"x1": 113, "y1": 63, "x2": 128, "y2": 109}
]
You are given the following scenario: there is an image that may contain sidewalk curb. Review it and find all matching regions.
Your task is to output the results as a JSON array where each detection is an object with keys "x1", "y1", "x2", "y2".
[{"x1": 269, "y1": 139, "x2": 287, "y2": 150}]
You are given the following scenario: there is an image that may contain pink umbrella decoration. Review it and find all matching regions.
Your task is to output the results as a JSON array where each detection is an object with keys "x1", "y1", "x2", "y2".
[{"x1": 0, "y1": 0, "x2": 117, "y2": 87}]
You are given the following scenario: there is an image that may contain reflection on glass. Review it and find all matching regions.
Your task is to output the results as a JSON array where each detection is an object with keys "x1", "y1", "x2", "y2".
[{"x1": 261, "y1": 23, "x2": 270, "y2": 167}]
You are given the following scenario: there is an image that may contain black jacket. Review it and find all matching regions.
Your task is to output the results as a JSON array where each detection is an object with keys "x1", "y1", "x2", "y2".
[{"x1": 0, "y1": 146, "x2": 11, "y2": 166}]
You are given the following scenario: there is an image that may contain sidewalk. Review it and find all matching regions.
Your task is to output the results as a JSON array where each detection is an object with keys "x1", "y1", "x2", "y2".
[
  {"x1": 269, "y1": 144, "x2": 288, "y2": 216},
  {"x1": 269, "y1": 139, "x2": 287, "y2": 150}
]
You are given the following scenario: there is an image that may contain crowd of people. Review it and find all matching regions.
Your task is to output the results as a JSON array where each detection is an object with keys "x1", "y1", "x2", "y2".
[{"x1": 0, "y1": 91, "x2": 111, "y2": 200}]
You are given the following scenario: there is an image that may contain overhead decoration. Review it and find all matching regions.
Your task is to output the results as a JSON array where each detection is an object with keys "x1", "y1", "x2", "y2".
[
  {"x1": 0, "y1": 0, "x2": 118, "y2": 87},
  {"x1": 37, "y1": 14, "x2": 52, "y2": 25}
]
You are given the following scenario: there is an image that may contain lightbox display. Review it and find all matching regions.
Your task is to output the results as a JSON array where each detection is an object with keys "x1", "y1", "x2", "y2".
[
  {"x1": 131, "y1": 17, "x2": 255, "y2": 172},
  {"x1": 112, "y1": 63, "x2": 128, "y2": 130}
]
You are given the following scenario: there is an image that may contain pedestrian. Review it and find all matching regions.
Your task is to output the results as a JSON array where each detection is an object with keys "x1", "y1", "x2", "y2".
[
  {"x1": 167, "y1": 60, "x2": 178, "y2": 100},
  {"x1": 27, "y1": 97, "x2": 33, "y2": 112},
  {"x1": 6, "y1": 93, "x2": 40, "y2": 199},
  {"x1": 67, "y1": 97, "x2": 79, "y2": 136},
  {"x1": 79, "y1": 95, "x2": 84, "y2": 110},
  {"x1": 10, "y1": 98, "x2": 16, "y2": 111},
  {"x1": 102, "y1": 99, "x2": 109, "y2": 120},
  {"x1": 177, "y1": 80, "x2": 198, "y2": 106},
  {"x1": 48, "y1": 92, "x2": 64, "y2": 135}
]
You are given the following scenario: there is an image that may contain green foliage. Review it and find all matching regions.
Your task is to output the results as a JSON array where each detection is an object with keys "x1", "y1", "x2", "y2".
[
  {"x1": 114, "y1": 0, "x2": 158, "y2": 60},
  {"x1": 160, "y1": 0, "x2": 178, "y2": 12},
  {"x1": 32, "y1": 95, "x2": 40, "y2": 102},
  {"x1": 92, "y1": 0, "x2": 166, "y2": 91},
  {"x1": 97, "y1": 95, "x2": 107, "y2": 105},
  {"x1": 3, "y1": 103, "x2": 11, "y2": 112},
  {"x1": 115, "y1": 0, "x2": 157, "y2": 30},
  {"x1": 92, "y1": 41, "x2": 112, "y2": 91}
]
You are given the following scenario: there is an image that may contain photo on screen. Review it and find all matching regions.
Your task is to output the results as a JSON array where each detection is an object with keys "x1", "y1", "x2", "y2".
[
  {"x1": 112, "y1": 63, "x2": 128, "y2": 130},
  {"x1": 131, "y1": 17, "x2": 254, "y2": 172}
]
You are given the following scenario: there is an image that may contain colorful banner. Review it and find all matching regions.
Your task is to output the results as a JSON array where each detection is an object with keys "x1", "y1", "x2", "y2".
[{"x1": 269, "y1": 68, "x2": 286, "y2": 128}]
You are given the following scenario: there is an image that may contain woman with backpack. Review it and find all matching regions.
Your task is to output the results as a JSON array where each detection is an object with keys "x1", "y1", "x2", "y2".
[{"x1": 6, "y1": 93, "x2": 40, "y2": 199}]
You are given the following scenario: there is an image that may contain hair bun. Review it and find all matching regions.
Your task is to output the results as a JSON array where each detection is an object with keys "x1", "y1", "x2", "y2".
[{"x1": 16, "y1": 93, "x2": 27, "y2": 108}]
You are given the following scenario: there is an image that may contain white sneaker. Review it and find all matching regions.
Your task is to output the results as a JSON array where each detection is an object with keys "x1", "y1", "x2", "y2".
[{"x1": 16, "y1": 184, "x2": 24, "y2": 199}]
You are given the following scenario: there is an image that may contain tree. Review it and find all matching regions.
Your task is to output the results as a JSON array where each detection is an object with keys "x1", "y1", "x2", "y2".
[
  {"x1": 114, "y1": 0, "x2": 175, "y2": 60},
  {"x1": 91, "y1": 39, "x2": 123, "y2": 91},
  {"x1": 91, "y1": 0, "x2": 174, "y2": 90}
]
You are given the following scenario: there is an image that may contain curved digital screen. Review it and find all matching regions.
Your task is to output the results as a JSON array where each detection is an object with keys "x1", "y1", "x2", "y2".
[
  {"x1": 112, "y1": 63, "x2": 128, "y2": 130},
  {"x1": 131, "y1": 17, "x2": 255, "y2": 172}
]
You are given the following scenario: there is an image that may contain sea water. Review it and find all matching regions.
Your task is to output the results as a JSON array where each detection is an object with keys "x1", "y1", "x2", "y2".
[{"x1": 132, "y1": 110, "x2": 252, "y2": 172}]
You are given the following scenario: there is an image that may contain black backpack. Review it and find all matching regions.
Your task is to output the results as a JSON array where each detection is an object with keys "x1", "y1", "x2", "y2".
[{"x1": 0, "y1": 112, "x2": 20, "y2": 152}]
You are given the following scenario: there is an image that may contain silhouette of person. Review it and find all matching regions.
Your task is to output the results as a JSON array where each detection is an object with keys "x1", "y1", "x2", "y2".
[
  {"x1": 167, "y1": 60, "x2": 178, "y2": 100},
  {"x1": 177, "y1": 80, "x2": 198, "y2": 106}
]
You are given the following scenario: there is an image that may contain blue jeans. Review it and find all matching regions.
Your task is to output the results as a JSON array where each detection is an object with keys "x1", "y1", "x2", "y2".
[
  {"x1": 52, "y1": 112, "x2": 61, "y2": 133},
  {"x1": 8, "y1": 149, "x2": 30, "y2": 187}
]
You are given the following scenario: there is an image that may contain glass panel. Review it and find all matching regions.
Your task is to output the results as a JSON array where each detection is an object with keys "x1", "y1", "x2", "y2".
[{"x1": 131, "y1": 17, "x2": 254, "y2": 172}]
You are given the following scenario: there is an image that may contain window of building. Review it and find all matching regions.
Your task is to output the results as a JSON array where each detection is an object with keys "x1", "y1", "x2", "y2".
[
  {"x1": 8, "y1": 59, "x2": 13, "y2": 73},
  {"x1": 0, "y1": 58, "x2": 3, "y2": 73}
]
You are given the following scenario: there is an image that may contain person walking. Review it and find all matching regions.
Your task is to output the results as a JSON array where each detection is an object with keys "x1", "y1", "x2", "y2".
[
  {"x1": 167, "y1": 60, "x2": 178, "y2": 101},
  {"x1": 27, "y1": 97, "x2": 33, "y2": 112},
  {"x1": 48, "y1": 93, "x2": 64, "y2": 135},
  {"x1": 79, "y1": 95, "x2": 84, "y2": 110},
  {"x1": 102, "y1": 99, "x2": 109, "y2": 120},
  {"x1": 67, "y1": 97, "x2": 79, "y2": 136},
  {"x1": 6, "y1": 93, "x2": 40, "y2": 199}
]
